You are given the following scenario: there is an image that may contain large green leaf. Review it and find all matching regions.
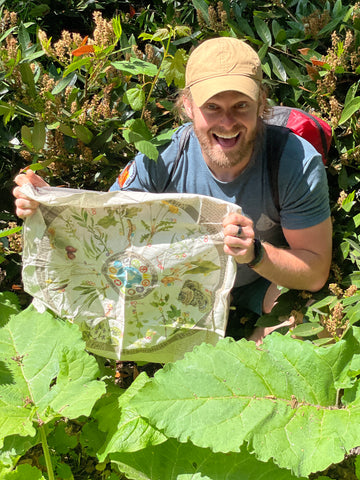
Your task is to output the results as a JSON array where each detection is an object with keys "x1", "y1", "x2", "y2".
[
  {"x1": 269, "y1": 52, "x2": 287, "y2": 82},
  {"x1": 339, "y1": 97, "x2": 360, "y2": 125},
  {"x1": 32, "y1": 121, "x2": 46, "y2": 151},
  {"x1": 111, "y1": 59, "x2": 159, "y2": 77},
  {"x1": 191, "y1": 0, "x2": 209, "y2": 24},
  {"x1": 254, "y1": 16, "x2": 272, "y2": 45},
  {"x1": 123, "y1": 86, "x2": 146, "y2": 111},
  {"x1": 0, "y1": 463, "x2": 46, "y2": 479},
  {"x1": 51, "y1": 72, "x2": 77, "y2": 95},
  {"x1": 111, "y1": 438, "x2": 306, "y2": 480},
  {"x1": 132, "y1": 331, "x2": 360, "y2": 477},
  {"x1": 19, "y1": 63, "x2": 36, "y2": 98},
  {"x1": 93, "y1": 373, "x2": 166, "y2": 462},
  {"x1": 162, "y1": 49, "x2": 186, "y2": 88},
  {"x1": 0, "y1": 306, "x2": 106, "y2": 448},
  {"x1": 0, "y1": 431, "x2": 40, "y2": 469},
  {"x1": 123, "y1": 119, "x2": 159, "y2": 160}
]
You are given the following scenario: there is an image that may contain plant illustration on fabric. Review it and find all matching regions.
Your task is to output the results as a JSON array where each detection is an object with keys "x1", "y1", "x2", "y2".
[{"x1": 22, "y1": 190, "x2": 238, "y2": 361}]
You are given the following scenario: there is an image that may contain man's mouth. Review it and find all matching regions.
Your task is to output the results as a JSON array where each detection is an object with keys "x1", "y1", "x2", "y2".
[{"x1": 213, "y1": 132, "x2": 240, "y2": 148}]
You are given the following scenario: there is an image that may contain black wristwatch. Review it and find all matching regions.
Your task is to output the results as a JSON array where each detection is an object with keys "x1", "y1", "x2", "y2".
[{"x1": 248, "y1": 238, "x2": 265, "y2": 268}]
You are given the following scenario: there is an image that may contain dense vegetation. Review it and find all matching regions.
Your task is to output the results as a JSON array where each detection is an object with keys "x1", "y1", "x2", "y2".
[{"x1": 0, "y1": 0, "x2": 359, "y2": 478}]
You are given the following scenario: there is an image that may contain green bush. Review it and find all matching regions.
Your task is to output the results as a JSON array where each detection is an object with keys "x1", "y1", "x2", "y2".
[{"x1": 0, "y1": 1, "x2": 360, "y2": 477}]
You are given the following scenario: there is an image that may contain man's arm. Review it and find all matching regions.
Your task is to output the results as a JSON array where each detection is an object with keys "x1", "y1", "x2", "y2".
[
  {"x1": 254, "y1": 218, "x2": 332, "y2": 291},
  {"x1": 223, "y1": 214, "x2": 332, "y2": 292}
]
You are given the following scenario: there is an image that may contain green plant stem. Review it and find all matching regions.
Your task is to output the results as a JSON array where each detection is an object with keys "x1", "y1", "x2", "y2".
[
  {"x1": 336, "y1": 388, "x2": 342, "y2": 409},
  {"x1": 141, "y1": 35, "x2": 171, "y2": 119},
  {"x1": 40, "y1": 423, "x2": 55, "y2": 480}
]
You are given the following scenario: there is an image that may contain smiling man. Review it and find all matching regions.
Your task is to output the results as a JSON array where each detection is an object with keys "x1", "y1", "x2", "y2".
[{"x1": 14, "y1": 37, "x2": 332, "y2": 344}]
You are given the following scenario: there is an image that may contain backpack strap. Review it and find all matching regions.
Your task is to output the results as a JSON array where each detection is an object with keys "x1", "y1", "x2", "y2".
[
  {"x1": 163, "y1": 123, "x2": 193, "y2": 191},
  {"x1": 266, "y1": 124, "x2": 291, "y2": 211}
]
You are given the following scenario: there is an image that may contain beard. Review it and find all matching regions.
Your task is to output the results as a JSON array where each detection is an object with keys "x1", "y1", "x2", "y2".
[{"x1": 193, "y1": 120, "x2": 263, "y2": 171}]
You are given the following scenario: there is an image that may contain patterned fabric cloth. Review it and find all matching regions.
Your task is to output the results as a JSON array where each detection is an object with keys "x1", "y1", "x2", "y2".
[{"x1": 21, "y1": 185, "x2": 239, "y2": 362}]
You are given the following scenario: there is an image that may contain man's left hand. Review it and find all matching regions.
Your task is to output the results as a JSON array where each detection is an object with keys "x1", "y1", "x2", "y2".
[{"x1": 223, "y1": 213, "x2": 255, "y2": 264}]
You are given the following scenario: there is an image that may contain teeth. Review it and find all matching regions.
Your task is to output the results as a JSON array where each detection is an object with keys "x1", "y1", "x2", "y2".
[{"x1": 214, "y1": 132, "x2": 239, "y2": 139}]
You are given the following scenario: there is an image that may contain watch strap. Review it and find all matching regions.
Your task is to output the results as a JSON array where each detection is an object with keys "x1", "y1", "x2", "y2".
[{"x1": 248, "y1": 238, "x2": 265, "y2": 268}]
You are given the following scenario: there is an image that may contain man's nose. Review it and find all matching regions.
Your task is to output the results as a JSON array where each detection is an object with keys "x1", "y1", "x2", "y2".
[{"x1": 219, "y1": 111, "x2": 237, "y2": 128}]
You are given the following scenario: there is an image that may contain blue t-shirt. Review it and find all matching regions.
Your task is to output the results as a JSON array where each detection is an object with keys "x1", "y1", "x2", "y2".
[{"x1": 110, "y1": 123, "x2": 330, "y2": 287}]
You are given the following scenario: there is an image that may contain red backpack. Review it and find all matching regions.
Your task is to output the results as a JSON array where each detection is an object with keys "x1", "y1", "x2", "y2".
[{"x1": 265, "y1": 106, "x2": 332, "y2": 165}]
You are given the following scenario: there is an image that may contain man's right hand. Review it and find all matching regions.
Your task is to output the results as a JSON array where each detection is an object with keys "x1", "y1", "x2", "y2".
[{"x1": 13, "y1": 170, "x2": 49, "y2": 219}]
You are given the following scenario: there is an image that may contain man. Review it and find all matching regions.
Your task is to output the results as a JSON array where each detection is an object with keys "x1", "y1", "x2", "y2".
[{"x1": 13, "y1": 37, "x2": 332, "y2": 344}]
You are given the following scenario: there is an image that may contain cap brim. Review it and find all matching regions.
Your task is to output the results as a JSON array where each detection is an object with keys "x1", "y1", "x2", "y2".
[{"x1": 189, "y1": 75, "x2": 260, "y2": 107}]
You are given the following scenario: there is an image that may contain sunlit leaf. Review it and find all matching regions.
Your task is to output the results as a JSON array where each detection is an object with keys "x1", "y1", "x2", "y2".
[
  {"x1": 123, "y1": 87, "x2": 145, "y2": 111},
  {"x1": 0, "y1": 306, "x2": 106, "y2": 448},
  {"x1": 111, "y1": 58, "x2": 159, "y2": 77},
  {"x1": 52, "y1": 72, "x2": 77, "y2": 95},
  {"x1": 162, "y1": 49, "x2": 186, "y2": 88},
  {"x1": 74, "y1": 124, "x2": 94, "y2": 144},
  {"x1": 133, "y1": 331, "x2": 360, "y2": 477},
  {"x1": 339, "y1": 97, "x2": 360, "y2": 125},
  {"x1": 291, "y1": 322, "x2": 324, "y2": 337},
  {"x1": 111, "y1": 438, "x2": 306, "y2": 480},
  {"x1": 254, "y1": 16, "x2": 272, "y2": 45},
  {"x1": 0, "y1": 463, "x2": 46, "y2": 479},
  {"x1": 93, "y1": 373, "x2": 166, "y2": 461},
  {"x1": 112, "y1": 15, "x2": 122, "y2": 38},
  {"x1": 269, "y1": 52, "x2": 287, "y2": 82}
]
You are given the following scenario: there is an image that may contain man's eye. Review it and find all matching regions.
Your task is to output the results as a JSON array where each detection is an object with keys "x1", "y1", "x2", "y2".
[{"x1": 236, "y1": 102, "x2": 248, "y2": 109}]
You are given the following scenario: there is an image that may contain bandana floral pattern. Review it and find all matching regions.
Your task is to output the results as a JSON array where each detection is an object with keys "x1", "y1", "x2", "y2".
[{"x1": 21, "y1": 186, "x2": 239, "y2": 362}]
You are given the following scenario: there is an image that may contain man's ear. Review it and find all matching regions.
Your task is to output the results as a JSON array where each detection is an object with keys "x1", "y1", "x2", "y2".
[{"x1": 183, "y1": 95, "x2": 194, "y2": 119}]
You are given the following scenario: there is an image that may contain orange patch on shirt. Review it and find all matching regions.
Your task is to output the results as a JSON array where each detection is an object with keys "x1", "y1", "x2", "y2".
[{"x1": 118, "y1": 162, "x2": 136, "y2": 188}]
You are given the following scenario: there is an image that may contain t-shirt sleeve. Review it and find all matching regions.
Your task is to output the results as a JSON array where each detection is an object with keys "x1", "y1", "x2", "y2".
[
  {"x1": 278, "y1": 133, "x2": 330, "y2": 230},
  {"x1": 109, "y1": 127, "x2": 185, "y2": 193}
]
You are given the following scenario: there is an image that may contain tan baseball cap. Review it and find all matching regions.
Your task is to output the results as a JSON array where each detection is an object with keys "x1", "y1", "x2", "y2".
[{"x1": 185, "y1": 37, "x2": 263, "y2": 107}]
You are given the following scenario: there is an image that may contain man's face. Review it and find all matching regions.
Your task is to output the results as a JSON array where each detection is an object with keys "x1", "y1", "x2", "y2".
[{"x1": 183, "y1": 90, "x2": 264, "y2": 176}]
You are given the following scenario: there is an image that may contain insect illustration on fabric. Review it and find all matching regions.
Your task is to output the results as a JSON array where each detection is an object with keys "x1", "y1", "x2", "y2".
[
  {"x1": 65, "y1": 246, "x2": 77, "y2": 259},
  {"x1": 178, "y1": 279, "x2": 212, "y2": 312}
]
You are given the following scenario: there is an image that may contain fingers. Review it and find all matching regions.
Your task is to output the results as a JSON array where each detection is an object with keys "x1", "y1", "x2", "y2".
[
  {"x1": 223, "y1": 213, "x2": 255, "y2": 264},
  {"x1": 13, "y1": 170, "x2": 46, "y2": 219},
  {"x1": 14, "y1": 196, "x2": 40, "y2": 219},
  {"x1": 14, "y1": 169, "x2": 49, "y2": 188}
]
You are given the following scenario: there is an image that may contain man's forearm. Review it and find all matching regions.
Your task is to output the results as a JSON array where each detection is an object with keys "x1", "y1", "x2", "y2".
[{"x1": 249, "y1": 242, "x2": 331, "y2": 292}]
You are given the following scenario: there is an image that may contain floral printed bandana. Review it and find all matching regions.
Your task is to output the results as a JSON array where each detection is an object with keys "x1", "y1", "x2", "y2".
[{"x1": 20, "y1": 185, "x2": 240, "y2": 362}]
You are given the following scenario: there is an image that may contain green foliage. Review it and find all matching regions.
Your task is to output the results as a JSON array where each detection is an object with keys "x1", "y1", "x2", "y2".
[
  {"x1": 0, "y1": 8, "x2": 188, "y2": 191},
  {"x1": 0, "y1": 303, "x2": 106, "y2": 478},
  {"x1": 0, "y1": 0, "x2": 360, "y2": 478},
  {"x1": 4, "y1": 304, "x2": 360, "y2": 478},
  {"x1": 110, "y1": 439, "x2": 306, "y2": 480},
  {"x1": 131, "y1": 331, "x2": 360, "y2": 477}
]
